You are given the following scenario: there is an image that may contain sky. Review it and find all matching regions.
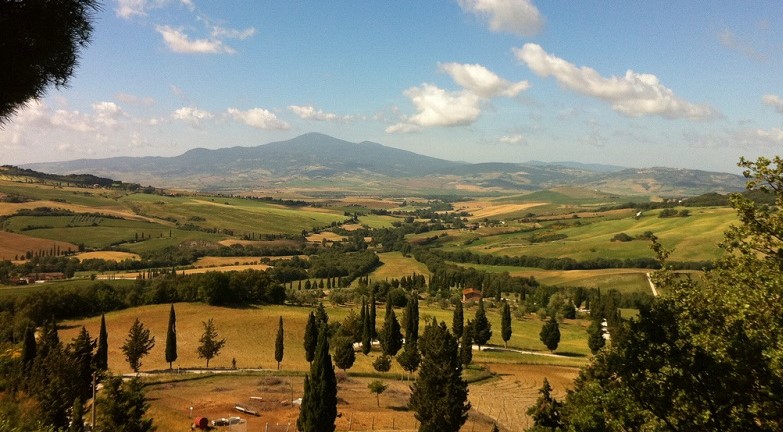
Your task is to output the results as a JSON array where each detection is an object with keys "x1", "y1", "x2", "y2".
[{"x1": 2, "y1": 0, "x2": 782, "y2": 173}]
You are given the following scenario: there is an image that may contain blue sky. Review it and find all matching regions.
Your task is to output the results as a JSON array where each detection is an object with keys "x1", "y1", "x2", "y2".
[{"x1": 2, "y1": 0, "x2": 782, "y2": 173}]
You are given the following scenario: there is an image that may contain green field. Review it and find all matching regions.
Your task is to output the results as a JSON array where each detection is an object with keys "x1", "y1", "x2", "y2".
[
  {"x1": 369, "y1": 252, "x2": 431, "y2": 282},
  {"x1": 439, "y1": 207, "x2": 734, "y2": 262}
]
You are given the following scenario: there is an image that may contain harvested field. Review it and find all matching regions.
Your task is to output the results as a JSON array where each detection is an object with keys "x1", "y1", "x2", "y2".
[
  {"x1": 217, "y1": 239, "x2": 302, "y2": 248},
  {"x1": 0, "y1": 231, "x2": 78, "y2": 260},
  {"x1": 76, "y1": 251, "x2": 141, "y2": 261},
  {"x1": 95, "y1": 263, "x2": 272, "y2": 280},
  {"x1": 453, "y1": 201, "x2": 546, "y2": 220},
  {"x1": 307, "y1": 232, "x2": 346, "y2": 243}
]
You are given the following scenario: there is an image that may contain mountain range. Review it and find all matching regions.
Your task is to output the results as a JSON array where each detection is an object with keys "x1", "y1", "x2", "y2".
[{"x1": 23, "y1": 133, "x2": 746, "y2": 196}]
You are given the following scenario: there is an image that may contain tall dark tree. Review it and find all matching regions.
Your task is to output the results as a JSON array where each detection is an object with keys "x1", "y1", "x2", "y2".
[
  {"x1": 380, "y1": 301, "x2": 403, "y2": 356},
  {"x1": 38, "y1": 318, "x2": 59, "y2": 358},
  {"x1": 404, "y1": 292, "x2": 420, "y2": 344},
  {"x1": 452, "y1": 300, "x2": 464, "y2": 338},
  {"x1": 68, "y1": 397, "x2": 85, "y2": 432},
  {"x1": 67, "y1": 326, "x2": 95, "y2": 402},
  {"x1": 95, "y1": 375, "x2": 154, "y2": 432},
  {"x1": 460, "y1": 322, "x2": 473, "y2": 367},
  {"x1": 297, "y1": 324, "x2": 337, "y2": 432},
  {"x1": 315, "y1": 302, "x2": 329, "y2": 326},
  {"x1": 586, "y1": 319, "x2": 606, "y2": 354},
  {"x1": 361, "y1": 300, "x2": 372, "y2": 355},
  {"x1": 95, "y1": 313, "x2": 108, "y2": 371},
  {"x1": 122, "y1": 318, "x2": 155, "y2": 373},
  {"x1": 527, "y1": 378, "x2": 563, "y2": 430},
  {"x1": 275, "y1": 316, "x2": 284, "y2": 370},
  {"x1": 21, "y1": 325, "x2": 36, "y2": 371},
  {"x1": 473, "y1": 299, "x2": 492, "y2": 351},
  {"x1": 409, "y1": 321, "x2": 470, "y2": 432},
  {"x1": 333, "y1": 337, "x2": 356, "y2": 372},
  {"x1": 304, "y1": 311, "x2": 318, "y2": 364},
  {"x1": 28, "y1": 344, "x2": 81, "y2": 429},
  {"x1": 539, "y1": 316, "x2": 560, "y2": 352},
  {"x1": 369, "y1": 288, "x2": 377, "y2": 340},
  {"x1": 165, "y1": 304, "x2": 177, "y2": 369},
  {"x1": 501, "y1": 301, "x2": 512, "y2": 349},
  {"x1": 0, "y1": 0, "x2": 100, "y2": 121},
  {"x1": 197, "y1": 318, "x2": 225, "y2": 368}
]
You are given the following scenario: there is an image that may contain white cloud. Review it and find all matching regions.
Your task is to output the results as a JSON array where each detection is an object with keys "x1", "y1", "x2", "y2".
[
  {"x1": 439, "y1": 63, "x2": 529, "y2": 98},
  {"x1": 172, "y1": 106, "x2": 213, "y2": 127},
  {"x1": 499, "y1": 134, "x2": 524, "y2": 144},
  {"x1": 116, "y1": 0, "x2": 153, "y2": 18},
  {"x1": 386, "y1": 84, "x2": 482, "y2": 133},
  {"x1": 288, "y1": 105, "x2": 352, "y2": 122},
  {"x1": 92, "y1": 102, "x2": 125, "y2": 127},
  {"x1": 458, "y1": 0, "x2": 543, "y2": 36},
  {"x1": 227, "y1": 108, "x2": 290, "y2": 130},
  {"x1": 156, "y1": 25, "x2": 235, "y2": 54},
  {"x1": 210, "y1": 25, "x2": 256, "y2": 40},
  {"x1": 115, "y1": 92, "x2": 156, "y2": 106},
  {"x1": 718, "y1": 29, "x2": 766, "y2": 62},
  {"x1": 762, "y1": 94, "x2": 783, "y2": 114},
  {"x1": 754, "y1": 128, "x2": 783, "y2": 142},
  {"x1": 515, "y1": 43, "x2": 717, "y2": 120}
]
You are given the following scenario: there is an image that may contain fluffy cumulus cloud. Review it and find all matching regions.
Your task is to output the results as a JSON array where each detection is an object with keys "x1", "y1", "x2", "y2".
[
  {"x1": 515, "y1": 43, "x2": 717, "y2": 120},
  {"x1": 227, "y1": 108, "x2": 290, "y2": 130},
  {"x1": 439, "y1": 63, "x2": 529, "y2": 98},
  {"x1": 117, "y1": 0, "x2": 194, "y2": 19},
  {"x1": 156, "y1": 25, "x2": 235, "y2": 54},
  {"x1": 458, "y1": 0, "x2": 543, "y2": 36},
  {"x1": 288, "y1": 105, "x2": 352, "y2": 122},
  {"x1": 388, "y1": 63, "x2": 528, "y2": 133},
  {"x1": 172, "y1": 106, "x2": 213, "y2": 126},
  {"x1": 386, "y1": 84, "x2": 482, "y2": 133},
  {"x1": 763, "y1": 94, "x2": 783, "y2": 114}
]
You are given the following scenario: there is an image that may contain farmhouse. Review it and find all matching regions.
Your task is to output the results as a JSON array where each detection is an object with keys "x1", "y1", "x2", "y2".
[
  {"x1": 25, "y1": 272, "x2": 66, "y2": 283},
  {"x1": 462, "y1": 288, "x2": 482, "y2": 303}
]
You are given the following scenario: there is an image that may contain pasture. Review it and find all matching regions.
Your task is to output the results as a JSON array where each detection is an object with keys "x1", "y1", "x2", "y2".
[{"x1": 368, "y1": 252, "x2": 431, "y2": 282}]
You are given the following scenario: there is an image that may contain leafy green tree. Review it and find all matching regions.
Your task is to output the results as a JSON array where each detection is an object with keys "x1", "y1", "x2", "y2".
[
  {"x1": 558, "y1": 156, "x2": 783, "y2": 431},
  {"x1": 501, "y1": 301, "x2": 512, "y2": 348},
  {"x1": 380, "y1": 301, "x2": 403, "y2": 356},
  {"x1": 333, "y1": 337, "x2": 355, "y2": 372},
  {"x1": 95, "y1": 374, "x2": 154, "y2": 432},
  {"x1": 28, "y1": 343, "x2": 82, "y2": 429},
  {"x1": 297, "y1": 324, "x2": 337, "y2": 432},
  {"x1": 304, "y1": 311, "x2": 318, "y2": 364},
  {"x1": 368, "y1": 380, "x2": 388, "y2": 407},
  {"x1": 526, "y1": 378, "x2": 563, "y2": 431},
  {"x1": 122, "y1": 318, "x2": 155, "y2": 373},
  {"x1": 409, "y1": 321, "x2": 470, "y2": 432},
  {"x1": 452, "y1": 300, "x2": 463, "y2": 338},
  {"x1": 95, "y1": 313, "x2": 108, "y2": 371},
  {"x1": 165, "y1": 305, "x2": 177, "y2": 369},
  {"x1": 396, "y1": 340, "x2": 421, "y2": 379},
  {"x1": 473, "y1": 299, "x2": 492, "y2": 351},
  {"x1": 197, "y1": 318, "x2": 225, "y2": 368},
  {"x1": 0, "y1": 0, "x2": 100, "y2": 121},
  {"x1": 315, "y1": 302, "x2": 329, "y2": 326},
  {"x1": 373, "y1": 354, "x2": 392, "y2": 372},
  {"x1": 539, "y1": 316, "x2": 560, "y2": 352},
  {"x1": 275, "y1": 316, "x2": 284, "y2": 370}
]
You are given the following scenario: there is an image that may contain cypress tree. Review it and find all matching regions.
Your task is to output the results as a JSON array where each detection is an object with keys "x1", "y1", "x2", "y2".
[
  {"x1": 526, "y1": 378, "x2": 563, "y2": 430},
  {"x1": 396, "y1": 340, "x2": 420, "y2": 380},
  {"x1": 369, "y1": 288, "x2": 377, "y2": 340},
  {"x1": 95, "y1": 313, "x2": 108, "y2": 371},
  {"x1": 587, "y1": 319, "x2": 606, "y2": 354},
  {"x1": 361, "y1": 300, "x2": 372, "y2": 355},
  {"x1": 452, "y1": 300, "x2": 463, "y2": 338},
  {"x1": 380, "y1": 301, "x2": 403, "y2": 356},
  {"x1": 473, "y1": 299, "x2": 492, "y2": 351},
  {"x1": 460, "y1": 322, "x2": 473, "y2": 367},
  {"x1": 297, "y1": 324, "x2": 337, "y2": 432},
  {"x1": 304, "y1": 311, "x2": 318, "y2": 364},
  {"x1": 68, "y1": 326, "x2": 95, "y2": 402},
  {"x1": 501, "y1": 301, "x2": 512, "y2": 348},
  {"x1": 540, "y1": 316, "x2": 561, "y2": 352},
  {"x1": 409, "y1": 321, "x2": 470, "y2": 431},
  {"x1": 165, "y1": 304, "x2": 177, "y2": 369},
  {"x1": 404, "y1": 293, "x2": 419, "y2": 344},
  {"x1": 315, "y1": 303, "x2": 329, "y2": 326},
  {"x1": 275, "y1": 316, "x2": 284, "y2": 370},
  {"x1": 21, "y1": 325, "x2": 36, "y2": 371},
  {"x1": 68, "y1": 397, "x2": 84, "y2": 432}
]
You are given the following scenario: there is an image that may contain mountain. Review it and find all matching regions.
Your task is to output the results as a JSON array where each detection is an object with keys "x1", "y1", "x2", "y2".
[{"x1": 23, "y1": 133, "x2": 746, "y2": 196}]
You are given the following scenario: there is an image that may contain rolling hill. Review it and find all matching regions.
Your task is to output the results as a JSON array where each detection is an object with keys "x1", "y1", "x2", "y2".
[{"x1": 23, "y1": 133, "x2": 746, "y2": 196}]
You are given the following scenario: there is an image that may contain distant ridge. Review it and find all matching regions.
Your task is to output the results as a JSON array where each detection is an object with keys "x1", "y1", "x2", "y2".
[{"x1": 23, "y1": 133, "x2": 746, "y2": 195}]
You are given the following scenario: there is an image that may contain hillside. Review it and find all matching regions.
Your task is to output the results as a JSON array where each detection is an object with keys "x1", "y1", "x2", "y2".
[{"x1": 23, "y1": 133, "x2": 746, "y2": 196}]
